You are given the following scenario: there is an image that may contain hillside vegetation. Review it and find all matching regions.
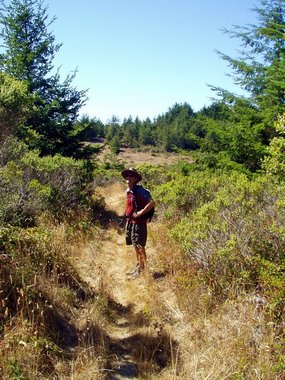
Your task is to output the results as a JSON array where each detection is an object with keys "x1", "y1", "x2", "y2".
[
  {"x1": 0, "y1": 141, "x2": 284, "y2": 379},
  {"x1": 0, "y1": 0, "x2": 285, "y2": 378}
]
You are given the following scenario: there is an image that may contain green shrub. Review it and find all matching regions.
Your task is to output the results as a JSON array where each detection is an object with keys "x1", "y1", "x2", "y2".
[
  {"x1": 159, "y1": 171, "x2": 285, "y2": 313},
  {"x1": 262, "y1": 113, "x2": 285, "y2": 179},
  {"x1": 135, "y1": 163, "x2": 171, "y2": 186},
  {"x1": 154, "y1": 170, "x2": 228, "y2": 217},
  {"x1": 0, "y1": 73, "x2": 32, "y2": 145},
  {"x1": 0, "y1": 139, "x2": 92, "y2": 226}
]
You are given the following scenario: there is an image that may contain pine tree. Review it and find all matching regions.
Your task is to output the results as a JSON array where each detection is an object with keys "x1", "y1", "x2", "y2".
[
  {"x1": 215, "y1": 0, "x2": 285, "y2": 122},
  {"x1": 0, "y1": 0, "x2": 89, "y2": 157}
]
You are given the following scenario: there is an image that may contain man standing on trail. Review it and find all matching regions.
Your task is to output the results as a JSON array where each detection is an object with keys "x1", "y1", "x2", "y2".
[{"x1": 121, "y1": 167, "x2": 155, "y2": 279}]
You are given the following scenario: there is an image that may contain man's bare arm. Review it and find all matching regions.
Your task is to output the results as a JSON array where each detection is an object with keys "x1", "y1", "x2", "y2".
[{"x1": 133, "y1": 199, "x2": 155, "y2": 218}]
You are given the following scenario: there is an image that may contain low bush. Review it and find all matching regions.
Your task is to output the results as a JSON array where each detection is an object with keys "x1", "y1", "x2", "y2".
[
  {"x1": 155, "y1": 170, "x2": 285, "y2": 317},
  {"x1": 151, "y1": 167, "x2": 285, "y2": 378},
  {"x1": 0, "y1": 138, "x2": 92, "y2": 226}
]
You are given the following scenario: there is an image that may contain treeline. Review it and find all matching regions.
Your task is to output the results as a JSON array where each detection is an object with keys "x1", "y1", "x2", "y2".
[
  {"x1": 83, "y1": 99, "x2": 267, "y2": 172},
  {"x1": 0, "y1": 0, "x2": 284, "y2": 177},
  {"x1": 80, "y1": 0, "x2": 285, "y2": 174}
]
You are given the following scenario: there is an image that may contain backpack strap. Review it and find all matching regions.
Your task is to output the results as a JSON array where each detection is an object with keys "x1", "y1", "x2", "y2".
[{"x1": 132, "y1": 186, "x2": 138, "y2": 213}]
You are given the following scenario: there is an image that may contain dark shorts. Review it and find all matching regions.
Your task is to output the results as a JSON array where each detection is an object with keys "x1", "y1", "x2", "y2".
[{"x1": 125, "y1": 221, "x2": 147, "y2": 247}]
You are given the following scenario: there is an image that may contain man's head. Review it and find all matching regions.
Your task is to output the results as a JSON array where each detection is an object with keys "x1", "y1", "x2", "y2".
[{"x1": 121, "y1": 167, "x2": 142, "y2": 186}]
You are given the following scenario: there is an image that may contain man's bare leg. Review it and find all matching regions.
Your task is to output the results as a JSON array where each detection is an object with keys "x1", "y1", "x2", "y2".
[
  {"x1": 126, "y1": 245, "x2": 146, "y2": 278},
  {"x1": 135, "y1": 245, "x2": 146, "y2": 270}
]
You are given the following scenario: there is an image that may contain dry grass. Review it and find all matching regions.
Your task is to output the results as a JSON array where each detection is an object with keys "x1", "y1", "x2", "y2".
[
  {"x1": 97, "y1": 143, "x2": 193, "y2": 167},
  {"x1": 118, "y1": 146, "x2": 193, "y2": 166},
  {"x1": 0, "y1": 212, "x2": 111, "y2": 380},
  {"x1": 136, "y1": 221, "x2": 281, "y2": 380},
  {"x1": 174, "y1": 299, "x2": 274, "y2": 379}
]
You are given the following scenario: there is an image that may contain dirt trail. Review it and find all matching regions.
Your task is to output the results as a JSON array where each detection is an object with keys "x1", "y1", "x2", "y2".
[
  {"x1": 98, "y1": 183, "x2": 149, "y2": 379},
  {"x1": 74, "y1": 182, "x2": 177, "y2": 379},
  {"x1": 96, "y1": 183, "x2": 150, "y2": 308}
]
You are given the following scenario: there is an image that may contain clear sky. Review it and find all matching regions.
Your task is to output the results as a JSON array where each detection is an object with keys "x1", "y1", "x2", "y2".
[{"x1": 47, "y1": 0, "x2": 259, "y2": 123}]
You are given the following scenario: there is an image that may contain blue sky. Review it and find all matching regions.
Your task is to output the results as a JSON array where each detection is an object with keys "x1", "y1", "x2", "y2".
[{"x1": 47, "y1": 0, "x2": 259, "y2": 123}]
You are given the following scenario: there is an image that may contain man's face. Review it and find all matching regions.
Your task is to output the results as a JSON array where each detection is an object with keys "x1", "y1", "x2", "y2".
[{"x1": 126, "y1": 174, "x2": 137, "y2": 188}]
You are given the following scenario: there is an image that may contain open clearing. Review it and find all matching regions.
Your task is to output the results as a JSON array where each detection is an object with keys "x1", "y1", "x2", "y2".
[{"x1": 94, "y1": 141, "x2": 193, "y2": 167}]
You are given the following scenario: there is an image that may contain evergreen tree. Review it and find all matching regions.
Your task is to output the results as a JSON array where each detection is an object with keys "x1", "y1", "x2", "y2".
[
  {"x1": 203, "y1": 0, "x2": 285, "y2": 171},
  {"x1": 153, "y1": 102, "x2": 195, "y2": 151},
  {"x1": 0, "y1": 0, "x2": 89, "y2": 157},
  {"x1": 121, "y1": 116, "x2": 137, "y2": 147},
  {"x1": 164, "y1": 102, "x2": 194, "y2": 123},
  {"x1": 171, "y1": 107, "x2": 197, "y2": 150},
  {"x1": 198, "y1": 102, "x2": 230, "y2": 121},
  {"x1": 105, "y1": 115, "x2": 120, "y2": 143},
  {"x1": 76, "y1": 114, "x2": 105, "y2": 142},
  {"x1": 138, "y1": 117, "x2": 155, "y2": 146},
  {"x1": 215, "y1": 0, "x2": 285, "y2": 122}
]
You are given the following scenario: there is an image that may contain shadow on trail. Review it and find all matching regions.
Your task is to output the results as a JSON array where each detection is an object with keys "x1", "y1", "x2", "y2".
[
  {"x1": 152, "y1": 271, "x2": 167, "y2": 280},
  {"x1": 107, "y1": 330, "x2": 178, "y2": 379},
  {"x1": 92, "y1": 198, "x2": 125, "y2": 230},
  {"x1": 105, "y1": 297, "x2": 179, "y2": 379},
  {"x1": 107, "y1": 298, "x2": 152, "y2": 329}
]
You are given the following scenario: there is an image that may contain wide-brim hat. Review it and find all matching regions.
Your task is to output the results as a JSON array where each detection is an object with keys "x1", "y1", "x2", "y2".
[{"x1": 121, "y1": 167, "x2": 142, "y2": 182}]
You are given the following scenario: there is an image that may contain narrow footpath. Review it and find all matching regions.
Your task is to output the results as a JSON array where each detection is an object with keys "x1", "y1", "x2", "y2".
[{"x1": 73, "y1": 182, "x2": 181, "y2": 379}]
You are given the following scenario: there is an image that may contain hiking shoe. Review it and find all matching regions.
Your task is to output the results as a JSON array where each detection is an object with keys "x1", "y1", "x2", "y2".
[
  {"x1": 126, "y1": 263, "x2": 140, "y2": 276},
  {"x1": 127, "y1": 266, "x2": 142, "y2": 279}
]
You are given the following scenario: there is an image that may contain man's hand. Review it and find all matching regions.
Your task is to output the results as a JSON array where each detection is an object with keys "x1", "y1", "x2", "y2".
[
  {"x1": 133, "y1": 200, "x2": 155, "y2": 219},
  {"x1": 132, "y1": 210, "x2": 143, "y2": 218}
]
